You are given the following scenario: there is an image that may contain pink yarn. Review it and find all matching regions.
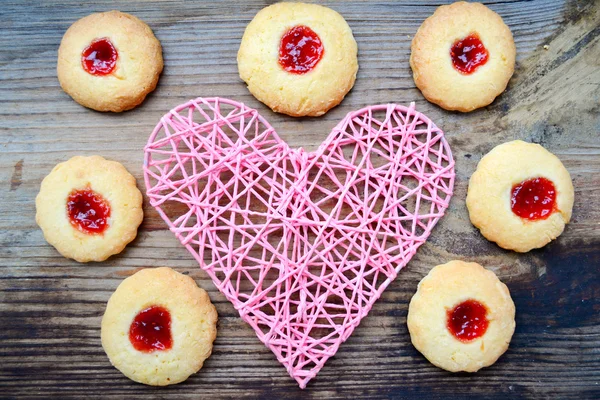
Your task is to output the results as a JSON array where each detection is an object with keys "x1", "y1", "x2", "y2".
[{"x1": 143, "y1": 97, "x2": 455, "y2": 388}]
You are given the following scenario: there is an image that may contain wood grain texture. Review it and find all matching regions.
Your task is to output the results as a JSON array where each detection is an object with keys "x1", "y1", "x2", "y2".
[{"x1": 1, "y1": 0, "x2": 599, "y2": 398}]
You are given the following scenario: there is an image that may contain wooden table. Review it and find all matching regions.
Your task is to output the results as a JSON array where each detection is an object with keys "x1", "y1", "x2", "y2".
[{"x1": 2, "y1": 0, "x2": 599, "y2": 398}]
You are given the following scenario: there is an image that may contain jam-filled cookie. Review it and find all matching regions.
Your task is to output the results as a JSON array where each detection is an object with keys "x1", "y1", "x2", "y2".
[
  {"x1": 35, "y1": 156, "x2": 143, "y2": 262},
  {"x1": 101, "y1": 267, "x2": 218, "y2": 386},
  {"x1": 237, "y1": 2, "x2": 358, "y2": 117},
  {"x1": 410, "y1": 2, "x2": 515, "y2": 112},
  {"x1": 407, "y1": 260, "x2": 515, "y2": 372},
  {"x1": 57, "y1": 10, "x2": 163, "y2": 112},
  {"x1": 466, "y1": 140, "x2": 574, "y2": 252}
]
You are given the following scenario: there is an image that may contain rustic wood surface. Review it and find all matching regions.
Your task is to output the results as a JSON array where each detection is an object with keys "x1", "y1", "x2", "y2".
[{"x1": 1, "y1": 0, "x2": 599, "y2": 398}]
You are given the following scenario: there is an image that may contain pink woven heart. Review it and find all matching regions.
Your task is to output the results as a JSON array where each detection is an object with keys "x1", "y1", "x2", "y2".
[{"x1": 143, "y1": 97, "x2": 454, "y2": 388}]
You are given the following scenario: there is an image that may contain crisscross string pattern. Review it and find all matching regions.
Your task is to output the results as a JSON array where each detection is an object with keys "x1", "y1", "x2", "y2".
[{"x1": 143, "y1": 97, "x2": 455, "y2": 388}]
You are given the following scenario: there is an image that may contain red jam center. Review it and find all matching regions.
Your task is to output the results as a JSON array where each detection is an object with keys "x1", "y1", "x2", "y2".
[
  {"x1": 511, "y1": 177, "x2": 557, "y2": 220},
  {"x1": 279, "y1": 25, "x2": 324, "y2": 74},
  {"x1": 447, "y1": 299, "x2": 489, "y2": 342},
  {"x1": 66, "y1": 188, "x2": 111, "y2": 234},
  {"x1": 129, "y1": 306, "x2": 173, "y2": 352},
  {"x1": 450, "y1": 34, "x2": 489, "y2": 74},
  {"x1": 81, "y1": 38, "x2": 118, "y2": 75}
]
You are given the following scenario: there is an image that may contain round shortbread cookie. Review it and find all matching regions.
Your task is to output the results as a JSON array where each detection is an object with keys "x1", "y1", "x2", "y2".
[
  {"x1": 101, "y1": 267, "x2": 218, "y2": 386},
  {"x1": 407, "y1": 260, "x2": 516, "y2": 372},
  {"x1": 466, "y1": 140, "x2": 574, "y2": 252},
  {"x1": 237, "y1": 2, "x2": 358, "y2": 117},
  {"x1": 410, "y1": 1, "x2": 515, "y2": 112},
  {"x1": 35, "y1": 156, "x2": 143, "y2": 262},
  {"x1": 57, "y1": 10, "x2": 163, "y2": 112}
]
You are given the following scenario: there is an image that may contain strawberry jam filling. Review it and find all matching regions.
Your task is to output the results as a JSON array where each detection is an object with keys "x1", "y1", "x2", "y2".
[
  {"x1": 129, "y1": 306, "x2": 173, "y2": 352},
  {"x1": 450, "y1": 33, "x2": 489, "y2": 74},
  {"x1": 66, "y1": 188, "x2": 110, "y2": 234},
  {"x1": 279, "y1": 25, "x2": 324, "y2": 74},
  {"x1": 447, "y1": 299, "x2": 489, "y2": 342},
  {"x1": 81, "y1": 38, "x2": 118, "y2": 76},
  {"x1": 511, "y1": 177, "x2": 557, "y2": 221}
]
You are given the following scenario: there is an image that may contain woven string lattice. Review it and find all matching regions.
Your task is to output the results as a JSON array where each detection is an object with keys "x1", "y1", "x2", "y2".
[{"x1": 143, "y1": 98, "x2": 455, "y2": 388}]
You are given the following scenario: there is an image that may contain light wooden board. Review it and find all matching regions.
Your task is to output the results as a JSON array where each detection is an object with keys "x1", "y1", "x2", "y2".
[{"x1": 1, "y1": 0, "x2": 599, "y2": 398}]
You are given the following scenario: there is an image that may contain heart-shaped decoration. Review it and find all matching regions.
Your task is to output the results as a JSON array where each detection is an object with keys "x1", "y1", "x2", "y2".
[{"x1": 143, "y1": 97, "x2": 455, "y2": 388}]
